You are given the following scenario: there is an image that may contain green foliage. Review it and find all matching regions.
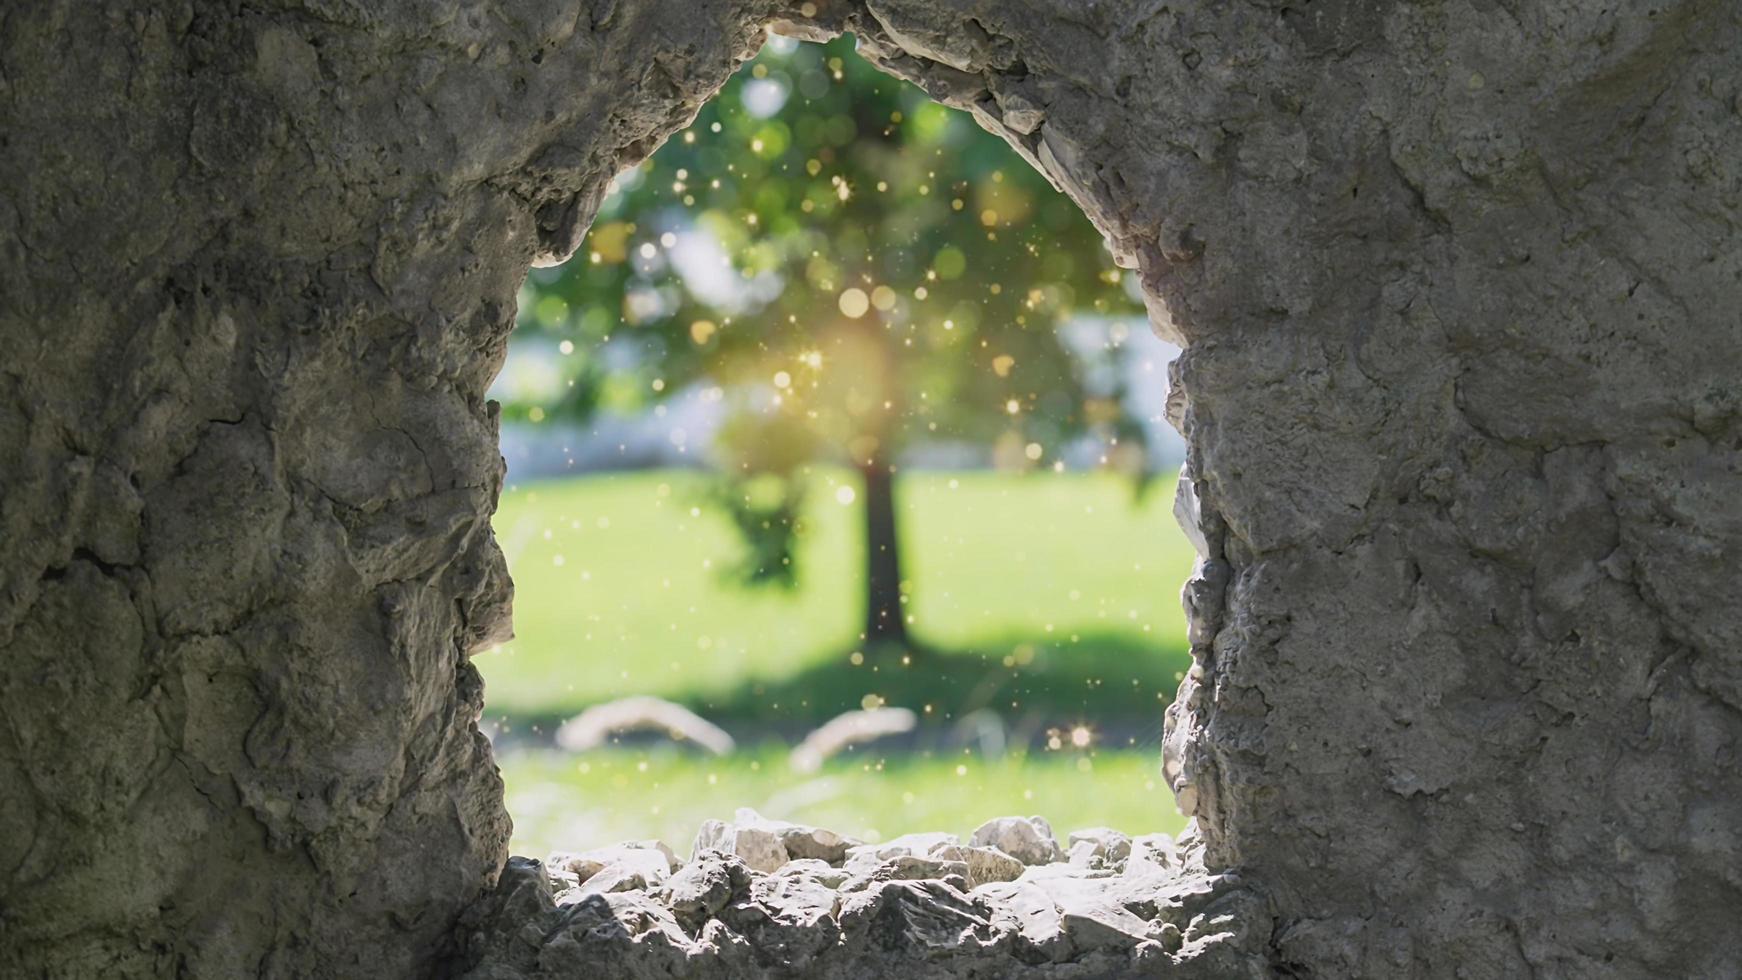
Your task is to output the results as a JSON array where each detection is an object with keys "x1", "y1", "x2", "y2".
[
  {"x1": 707, "y1": 472, "x2": 807, "y2": 588},
  {"x1": 510, "y1": 35, "x2": 1146, "y2": 461}
]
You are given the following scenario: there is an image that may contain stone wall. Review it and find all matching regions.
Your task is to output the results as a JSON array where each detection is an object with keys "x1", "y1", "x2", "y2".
[
  {"x1": 1, "y1": 1, "x2": 1736, "y2": 977},
  {"x1": 447, "y1": 815, "x2": 1272, "y2": 978}
]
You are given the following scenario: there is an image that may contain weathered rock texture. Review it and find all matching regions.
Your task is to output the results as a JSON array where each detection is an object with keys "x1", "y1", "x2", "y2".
[
  {"x1": 448, "y1": 822, "x2": 1267, "y2": 979},
  {"x1": 1, "y1": 1, "x2": 1737, "y2": 978}
]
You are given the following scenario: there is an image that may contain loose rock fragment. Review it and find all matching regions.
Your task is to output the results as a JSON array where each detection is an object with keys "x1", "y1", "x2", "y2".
[
  {"x1": 995, "y1": 90, "x2": 1046, "y2": 134},
  {"x1": 931, "y1": 843, "x2": 1026, "y2": 887},
  {"x1": 1068, "y1": 827, "x2": 1133, "y2": 865},
  {"x1": 547, "y1": 840, "x2": 680, "y2": 895},
  {"x1": 1067, "y1": 840, "x2": 1101, "y2": 867},
  {"x1": 887, "y1": 854, "x2": 969, "y2": 884},
  {"x1": 969, "y1": 815, "x2": 1064, "y2": 865},
  {"x1": 660, "y1": 852, "x2": 743, "y2": 920},
  {"x1": 693, "y1": 818, "x2": 789, "y2": 873},
  {"x1": 774, "y1": 858, "x2": 851, "y2": 888},
  {"x1": 732, "y1": 807, "x2": 858, "y2": 864},
  {"x1": 841, "y1": 831, "x2": 960, "y2": 877},
  {"x1": 1129, "y1": 832, "x2": 1178, "y2": 870},
  {"x1": 866, "y1": 831, "x2": 960, "y2": 857}
]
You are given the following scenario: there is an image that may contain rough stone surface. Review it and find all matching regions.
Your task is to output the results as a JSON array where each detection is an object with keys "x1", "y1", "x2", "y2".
[
  {"x1": 694, "y1": 818, "x2": 792, "y2": 874},
  {"x1": 1067, "y1": 827, "x2": 1132, "y2": 866},
  {"x1": 732, "y1": 807, "x2": 859, "y2": 864},
  {"x1": 549, "y1": 840, "x2": 681, "y2": 884},
  {"x1": 549, "y1": 841, "x2": 680, "y2": 900},
  {"x1": 931, "y1": 843, "x2": 1026, "y2": 888},
  {"x1": 449, "y1": 830, "x2": 1268, "y2": 978},
  {"x1": 849, "y1": 831, "x2": 960, "y2": 861},
  {"x1": 970, "y1": 815, "x2": 1066, "y2": 866},
  {"x1": 3, "y1": 1, "x2": 1738, "y2": 977}
]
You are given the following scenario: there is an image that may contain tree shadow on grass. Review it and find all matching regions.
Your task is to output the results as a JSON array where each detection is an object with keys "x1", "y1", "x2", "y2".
[
  {"x1": 687, "y1": 630, "x2": 1190, "y2": 728},
  {"x1": 484, "y1": 632, "x2": 1191, "y2": 746}
]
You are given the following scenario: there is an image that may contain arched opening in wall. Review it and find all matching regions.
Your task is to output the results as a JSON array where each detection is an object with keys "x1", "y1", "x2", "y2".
[{"x1": 478, "y1": 33, "x2": 1193, "y2": 861}]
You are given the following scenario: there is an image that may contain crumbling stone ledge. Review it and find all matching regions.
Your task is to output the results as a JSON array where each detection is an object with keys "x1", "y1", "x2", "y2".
[{"x1": 444, "y1": 813, "x2": 1270, "y2": 978}]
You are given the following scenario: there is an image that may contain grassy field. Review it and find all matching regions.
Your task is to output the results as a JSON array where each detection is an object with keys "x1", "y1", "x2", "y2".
[
  {"x1": 479, "y1": 469, "x2": 1194, "y2": 721},
  {"x1": 503, "y1": 745, "x2": 1188, "y2": 860},
  {"x1": 481, "y1": 467, "x2": 1198, "y2": 853}
]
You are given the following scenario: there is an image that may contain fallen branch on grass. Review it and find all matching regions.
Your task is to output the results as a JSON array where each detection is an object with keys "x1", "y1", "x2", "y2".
[
  {"x1": 555, "y1": 696, "x2": 736, "y2": 755},
  {"x1": 789, "y1": 706, "x2": 917, "y2": 772}
]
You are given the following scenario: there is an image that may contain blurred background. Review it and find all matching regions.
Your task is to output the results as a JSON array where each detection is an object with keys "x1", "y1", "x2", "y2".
[{"x1": 481, "y1": 33, "x2": 1195, "y2": 857}]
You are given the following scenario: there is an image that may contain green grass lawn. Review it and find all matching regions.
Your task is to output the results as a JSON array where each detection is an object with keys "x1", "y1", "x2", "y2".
[
  {"x1": 482, "y1": 467, "x2": 1198, "y2": 854},
  {"x1": 501, "y1": 745, "x2": 1188, "y2": 860},
  {"x1": 479, "y1": 468, "x2": 1194, "y2": 722}
]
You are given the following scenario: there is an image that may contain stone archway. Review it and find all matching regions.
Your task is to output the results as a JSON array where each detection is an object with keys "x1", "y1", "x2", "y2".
[{"x1": 2, "y1": 2, "x2": 1737, "y2": 978}]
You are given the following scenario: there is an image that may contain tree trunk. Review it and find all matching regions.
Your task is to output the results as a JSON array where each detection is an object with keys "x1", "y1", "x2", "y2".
[
  {"x1": 850, "y1": 303, "x2": 913, "y2": 653},
  {"x1": 858, "y1": 457, "x2": 908, "y2": 649}
]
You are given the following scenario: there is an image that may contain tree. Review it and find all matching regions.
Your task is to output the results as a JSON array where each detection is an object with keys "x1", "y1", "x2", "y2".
[{"x1": 509, "y1": 35, "x2": 1146, "y2": 653}]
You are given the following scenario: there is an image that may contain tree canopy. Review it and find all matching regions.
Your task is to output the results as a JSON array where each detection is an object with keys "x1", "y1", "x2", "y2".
[{"x1": 507, "y1": 34, "x2": 1148, "y2": 636}]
